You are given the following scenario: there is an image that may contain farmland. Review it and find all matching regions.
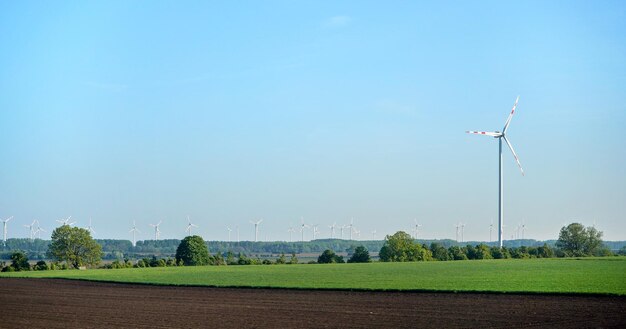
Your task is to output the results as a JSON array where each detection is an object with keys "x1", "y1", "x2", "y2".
[{"x1": 2, "y1": 257, "x2": 625, "y2": 295}]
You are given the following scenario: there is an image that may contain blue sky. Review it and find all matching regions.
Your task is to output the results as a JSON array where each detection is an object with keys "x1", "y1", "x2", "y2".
[{"x1": 1, "y1": 1, "x2": 624, "y2": 242}]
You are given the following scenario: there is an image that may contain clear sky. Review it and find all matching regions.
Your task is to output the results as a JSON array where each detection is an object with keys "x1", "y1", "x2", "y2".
[{"x1": 1, "y1": 1, "x2": 624, "y2": 242}]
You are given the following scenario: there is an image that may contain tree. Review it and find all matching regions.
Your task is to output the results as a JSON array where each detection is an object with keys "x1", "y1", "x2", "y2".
[
  {"x1": 430, "y1": 243, "x2": 450, "y2": 261},
  {"x1": 556, "y1": 223, "x2": 604, "y2": 257},
  {"x1": 47, "y1": 225, "x2": 102, "y2": 269},
  {"x1": 379, "y1": 231, "x2": 432, "y2": 262},
  {"x1": 289, "y1": 252, "x2": 298, "y2": 264},
  {"x1": 348, "y1": 246, "x2": 371, "y2": 263},
  {"x1": 10, "y1": 251, "x2": 31, "y2": 271},
  {"x1": 175, "y1": 235, "x2": 209, "y2": 266},
  {"x1": 317, "y1": 249, "x2": 344, "y2": 263}
]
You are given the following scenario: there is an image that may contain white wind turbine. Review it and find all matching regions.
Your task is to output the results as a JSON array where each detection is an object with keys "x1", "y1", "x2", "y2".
[
  {"x1": 489, "y1": 219, "x2": 494, "y2": 243},
  {"x1": 24, "y1": 220, "x2": 36, "y2": 241},
  {"x1": 185, "y1": 216, "x2": 198, "y2": 236},
  {"x1": 149, "y1": 221, "x2": 162, "y2": 241},
  {"x1": 300, "y1": 218, "x2": 310, "y2": 242},
  {"x1": 413, "y1": 219, "x2": 422, "y2": 240},
  {"x1": 34, "y1": 220, "x2": 46, "y2": 240},
  {"x1": 287, "y1": 226, "x2": 295, "y2": 242},
  {"x1": 455, "y1": 223, "x2": 460, "y2": 242},
  {"x1": 312, "y1": 225, "x2": 320, "y2": 240},
  {"x1": 329, "y1": 223, "x2": 336, "y2": 239},
  {"x1": 339, "y1": 225, "x2": 347, "y2": 239},
  {"x1": 467, "y1": 96, "x2": 525, "y2": 248},
  {"x1": 348, "y1": 218, "x2": 354, "y2": 240},
  {"x1": 227, "y1": 227, "x2": 233, "y2": 242},
  {"x1": 250, "y1": 219, "x2": 263, "y2": 242},
  {"x1": 56, "y1": 216, "x2": 75, "y2": 226},
  {"x1": 85, "y1": 218, "x2": 95, "y2": 236},
  {"x1": 2, "y1": 216, "x2": 13, "y2": 247},
  {"x1": 129, "y1": 221, "x2": 140, "y2": 247},
  {"x1": 461, "y1": 223, "x2": 466, "y2": 243},
  {"x1": 372, "y1": 230, "x2": 377, "y2": 240}
]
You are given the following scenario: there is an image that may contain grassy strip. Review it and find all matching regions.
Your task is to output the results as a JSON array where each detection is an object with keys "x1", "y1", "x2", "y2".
[{"x1": 2, "y1": 258, "x2": 625, "y2": 295}]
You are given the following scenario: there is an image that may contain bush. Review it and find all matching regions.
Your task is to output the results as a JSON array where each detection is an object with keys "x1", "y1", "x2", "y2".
[
  {"x1": 32, "y1": 260, "x2": 49, "y2": 271},
  {"x1": 317, "y1": 249, "x2": 344, "y2": 264}
]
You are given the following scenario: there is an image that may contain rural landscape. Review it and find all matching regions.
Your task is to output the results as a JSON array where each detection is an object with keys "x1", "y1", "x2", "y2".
[{"x1": 1, "y1": 1, "x2": 625, "y2": 328}]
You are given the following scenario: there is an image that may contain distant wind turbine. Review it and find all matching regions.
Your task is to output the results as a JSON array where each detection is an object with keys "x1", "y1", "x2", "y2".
[
  {"x1": 300, "y1": 217, "x2": 310, "y2": 242},
  {"x1": 287, "y1": 226, "x2": 295, "y2": 242},
  {"x1": 149, "y1": 221, "x2": 162, "y2": 241},
  {"x1": 24, "y1": 220, "x2": 36, "y2": 241},
  {"x1": 413, "y1": 219, "x2": 422, "y2": 240},
  {"x1": 85, "y1": 218, "x2": 95, "y2": 236},
  {"x1": 489, "y1": 220, "x2": 494, "y2": 243},
  {"x1": 466, "y1": 96, "x2": 525, "y2": 248},
  {"x1": 185, "y1": 216, "x2": 198, "y2": 236},
  {"x1": 56, "y1": 216, "x2": 75, "y2": 226},
  {"x1": 329, "y1": 223, "x2": 336, "y2": 239},
  {"x1": 2, "y1": 216, "x2": 13, "y2": 247},
  {"x1": 372, "y1": 230, "x2": 377, "y2": 240},
  {"x1": 129, "y1": 221, "x2": 140, "y2": 247},
  {"x1": 312, "y1": 225, "x2": 320, "y2": 240},
  {"x1": 250, "y1": 219, "x2": 263, "y2": 242},
  {"x1": 34, "y1": 220, "x2": 45, "y2": 240},
  {"x1": 348, "y1": 218, "x2": 354, "y2": 240},
  {"x1": 227, "y1": 226, "x2": 233, "y2": 242}
]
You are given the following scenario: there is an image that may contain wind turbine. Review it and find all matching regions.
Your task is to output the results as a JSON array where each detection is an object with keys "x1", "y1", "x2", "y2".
[
  {"x1": 372, "y1": 229, "x2": 377, "y2": 240},
  {"x1": 129, "y1": 221, "x2": 140, "y2": 247},
  {"x1": 149, "y1": 221, "x2": 162, "y2": 241},
  {"x1": 312, "y1": 225, "x2": 320, "y2": 240},
  {"x1": 34, "y1": 220, "x2": 45, "y2": 240},
  {"x1": 521, "y1": 221, "x2": 526, "y2": 240},
  {"x1": 287, "y1": 226, "x2": 295, "y2": 242},
  {"x1": 250, "y1": 219, "x2": 263, "y2": 242},
  {"x1": 24, "y1": 220, "x2": 36, "y2": 241},
  {"x1": 300, "y1": 218, "x2": 310, "y2": 242},
  {"x1": 2, "y1": 216, "x2": 13, "y2": 247},
  {"x1": 413, "y1": 219, "x2": 422, "y2": 240},
  {"x1": 455, "y1": 223, "x2": 460, "y2": 242},
  {"x1": 466, "y1": 96, "x2": 524, "y2": 248},
  {"x1": 461, "y1": 223, "x2": 466, "y2": 243},
  {"x1": 185, "y1": 216, "x2": 198, "y2": 236},
  {"x1": 348, "y1": 218, "x2": 354, "y2": 240},
  {"x1": 339, "y1": 225, "x2": 346, "y2": 239},
  {"x1": 85, "y1": 218, "x2": 95, "y2": 236},
  {"x1": 489, "y1": 220, "x2": 494, "y2": 243},
  {"x1": 56, "y1": 216, "x2": 75, "y2": 226},
  {"x1": 329, "y1": 223, "x2": 336, "y2": 239},
  {"x1": 227, "y1": 227, "x2": 233, "y2": 242}
]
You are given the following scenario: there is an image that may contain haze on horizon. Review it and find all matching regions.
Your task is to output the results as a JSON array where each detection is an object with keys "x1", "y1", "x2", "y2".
[{"x1": 1, "y1": 1, "x2": 624, "y2": 242}]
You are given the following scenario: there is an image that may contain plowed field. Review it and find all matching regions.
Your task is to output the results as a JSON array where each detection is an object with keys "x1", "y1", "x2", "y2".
[{"x1": 1, "y1": 278, "x2": 624, "y2": 328}]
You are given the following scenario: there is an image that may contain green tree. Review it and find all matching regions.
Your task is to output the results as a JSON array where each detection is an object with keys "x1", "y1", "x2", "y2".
[
  {"x1": 275, "y1": 253, "x2": 287, "y2": 264},
  {"x1": 175, "y1": 235, "x2": 209, "y2": 266},
  {"x1": 348, "y1": 246, "x2": 371, "y2": 263},
  {"x1": 474, "y1": 244, "x2": 493, "y2": 260},
  {"x1": 47, "y1": 225, "x2": 102, "y2": 269},
  {"x1": 33, "y1": 260, "x2": 49, "y2": 271},
  {"x1": 556, "y1": 223, "x2": 604, "y2": 257},
  {"x1": 379, "y1": 231, "x2": 432, "y2": 262},
  {"x1": 10, "y1": 251, "x2": 31, "y2": 271},
  {"x1": 317, "y1": 249, "x2": 344, "y2": 263},
  {"x1": 289, "y1": 252, "x2": 298, "y2": 264},
  {"x1": 430, "y1": 243, "x2": 450, "y2": 261}
]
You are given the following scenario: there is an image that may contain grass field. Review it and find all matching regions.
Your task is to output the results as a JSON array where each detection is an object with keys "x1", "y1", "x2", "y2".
[{"x1": 2, "y1": 257, "x2": 625, "y2": 295}]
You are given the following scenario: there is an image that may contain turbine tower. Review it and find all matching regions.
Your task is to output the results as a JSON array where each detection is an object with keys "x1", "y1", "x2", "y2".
[
  {"x1": 348, "y1": 218, "x2": 354, "y2": 240},
  {"x1": 372, "y1": 230, "x2": 377, "y2": 240},
  {"x1": 250, "y1": 219, "x2": 263, "y2": 242},
  {"x1": 34, "y1": 220, "x2": 45, "y2": 240},
  {"x1": 129, "y1": 221, "x2": 140, "y2": 247},
  {"x1": 24, "y1": 220, "x2": 36, "y2": 241},
  {"x1": 312, "y1": 225, "x2": 319, "y2": 240},
  {"x1": 227, "y1": 227, "x2": 233, "y2": 242},
  {"x1": 86, "y1": 218, "x2": 95, "y2": 236},
  {"x1": 489, "y1": 220, "x2": 494, "y2": 243},
  {"x1": 413, "y1": 219, "x2": 422, "y2": 240},
  {"x1": 2, "y1": 216, "x2": 13, "y2": 247},
  {"x1": 300, "y1": 218, "x2": 310, "y2": 242},
  {"x1": 185, "y1": 216, "x2": 198, "y2": 236},
  {"x1": 149, "y1": 221, "x2": 162, "y2": 241},
  {"x1": 466, "y1": 96, "x2": 524, "y2": 248},
  {"x1": 287, "y1": 226, "x2": 295, "y2": 242},
  {"x1": 329, "y1": 223, "x2": 336, "y2": 239}
]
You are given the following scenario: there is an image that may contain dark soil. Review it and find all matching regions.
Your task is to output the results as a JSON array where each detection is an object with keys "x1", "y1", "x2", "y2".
[{"x1": 0, "y1": 278, "x2": 624, "y2": 328}]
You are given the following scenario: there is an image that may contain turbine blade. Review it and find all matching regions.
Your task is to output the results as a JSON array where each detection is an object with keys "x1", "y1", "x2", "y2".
[
  {"x1": 466, "y1": 131, "x2": 501, "y2": 137},
  {"x1": 503, "y1": 136, "x2": 525, "y2": 176},
  {"x1": 502, "y1": 96, "x2": 520, "y2": 133}
]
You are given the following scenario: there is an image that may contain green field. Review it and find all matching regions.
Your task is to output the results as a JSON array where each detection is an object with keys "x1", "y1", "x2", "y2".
[{"x1": 2, "y1": 258, "x2": 625, "y2": 295}]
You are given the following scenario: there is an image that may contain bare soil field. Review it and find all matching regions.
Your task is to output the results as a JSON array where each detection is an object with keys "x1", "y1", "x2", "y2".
[{"x1": 1, "y1": 278, "x2": 624, "y2": 328}]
